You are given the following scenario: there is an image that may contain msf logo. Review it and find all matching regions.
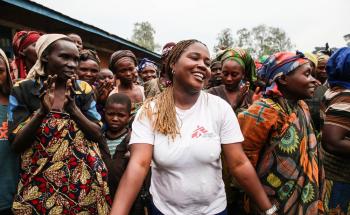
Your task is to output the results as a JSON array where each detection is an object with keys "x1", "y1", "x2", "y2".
[
  {"x1": 191, "y1": 126, "x2": 208, "y2": 139},
  {"x1": 0, "y1": 121, "x2": 8, "y2": 140}
]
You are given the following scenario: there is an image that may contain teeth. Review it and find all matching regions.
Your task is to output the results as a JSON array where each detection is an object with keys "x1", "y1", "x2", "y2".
[{"x1": 193, "y1": 73, "x2": 204, "y2": 80}]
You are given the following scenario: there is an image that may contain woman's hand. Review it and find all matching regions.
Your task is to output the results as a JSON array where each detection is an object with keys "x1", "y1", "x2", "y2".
[
  {"x1": 96, "y1": 81, "x2": 114, "y2": 103},
  {"x1": 39, "y1": 75, "x2": 57, "y2": 114},
  {"x1": 64, "y1": 77, "x2": 78, "y2": 114}
]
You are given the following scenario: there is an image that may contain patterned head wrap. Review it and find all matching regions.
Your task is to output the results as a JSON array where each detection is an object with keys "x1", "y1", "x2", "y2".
[
  {"x1": 258, "y1": 51, "x2": 309, "y2": 96},
  {"x1": 26, "y1": 34, "x2": 69, "y2": 79},
  {"x1": 216, "y1": 48, "x2": 257, "y2": 84},
  {"x1": 161, "y1": 42, "x2": 176, "y2": 60},
  {"x1": 108, "y1": 50, "x2": 137, "y2": 72},
  {"x1": 326, "y1": 47, "x2": 350, "y2": 89},
  {"x1": 137, "y1": 58, "x2": 158, "y2": 73},
  {"x1": 79, "y1": 49, "x2": 100, "y2": 65},
  {"x1": 304, "y1": 52, "x2": 318, "y2": 68},
  {"x1": 12, "y1": 31, "x2": 43, "y2": 79}
]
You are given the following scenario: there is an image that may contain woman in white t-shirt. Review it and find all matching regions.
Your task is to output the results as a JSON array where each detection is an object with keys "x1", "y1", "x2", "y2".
[{"x1": 110, "y1": 40, "x2": 278, "y2": 215}]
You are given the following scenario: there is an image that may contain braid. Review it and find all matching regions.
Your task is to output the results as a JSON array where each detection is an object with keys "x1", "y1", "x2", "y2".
[{"x1": 140, "y1": 39, "x2": 203, "y2": 139}]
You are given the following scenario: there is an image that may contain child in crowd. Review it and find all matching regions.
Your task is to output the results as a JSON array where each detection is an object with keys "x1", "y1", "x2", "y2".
[{"x1": 99, "y1": 93, "x2": 145, "y2": 215}]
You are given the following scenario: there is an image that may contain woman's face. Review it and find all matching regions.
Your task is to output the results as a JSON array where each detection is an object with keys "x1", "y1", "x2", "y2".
[
  {"x1": 140, "y1": 66, "x2": 157, "y2": 82},
  {"x1": 0, "y1": 57, "x2": 9, "y2": 94},
  {"x1": 221, "y1": 60, "x2": 244, "y2": 91},
  {"x1": 281, "y1": 63, "x2": 318, "y2": 100},
  {"x1": 315, "y1": 59, "x2": 328, "y2": 84},
  {"x1": 77, "y1": 59, "x2": 99, "y2": 85},
  {"x1": 21, "y1": 42, "x2": 37, "y2": 67},
  {"x1": 68, "y1": 34, "x2": 83, "y2": 51},
  {"x1": 113, "y1": 57, "x2": 135, "y2": 85},
  {"x1": 97, "y1": 69, "x2": 114, "y2": 85},
  {"x1": 172, "y1": 42, "x2": 211, "y2": 92},
  {"x1": 44, "y1": 39, "x2": 79, "y2": 81}
]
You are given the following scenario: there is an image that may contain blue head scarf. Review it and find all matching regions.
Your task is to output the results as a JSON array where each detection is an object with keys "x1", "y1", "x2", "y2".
[
  {"x1": 137, "y1": 58, "x2": 158, "y2": 73},
  {"x1": 326, "y1": 47, "x2": 350, "y2": 89}
]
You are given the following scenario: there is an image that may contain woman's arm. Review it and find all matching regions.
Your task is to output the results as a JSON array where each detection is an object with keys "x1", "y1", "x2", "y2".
[
  {"x1": 11, "y1": 108, "x2": 46, "y2": 153},
  {"x1": 322, "y1": 124, "x2": 350, "y2": 156},
  {"x1": 222, "y1": 143, "x2": 273, "y2": 212},
  {"x1": 110, "y1": 143, "x2": 153, "y2": 215}
]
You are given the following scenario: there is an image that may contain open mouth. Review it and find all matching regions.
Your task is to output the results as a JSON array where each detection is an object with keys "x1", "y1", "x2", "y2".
[{"x1": 192, "y1": 72, "x2": 205, "y2": 81}]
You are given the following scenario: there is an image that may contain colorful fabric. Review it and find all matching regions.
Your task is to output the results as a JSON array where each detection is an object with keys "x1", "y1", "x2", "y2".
[
  {"x1": 258, "y1": 51, "x2": 309, "y2": 97},
  {"x1": 326, "y1": 47, "x2": 350, "y2": 89},
  {"x1": 12, "y1": 112, "x2": 111, "y2": 214},
  {"x1": 217, "y1": 48, "x2": 257, "y2": 84},
  {"x1": 304, "y1": 53, "x2": 318, "y2": 68},
  {"x1": 8, "y1": 78, "x2": 101, "y2": 143},
  {"x1": 323, "y1": 179, "x2": 350, "y2": 214},
  {"x1": 26, "y1": 34, "x2": 68, "y2": 79},
  {"x1": 108, "y1": 50, "x2": 137, "y2": 71},
  {"x1": 161, "y1": 42, "x2": 176, "y2": 59},
  {"x1": 321, "y1": 87, "x2": 350, "y2": 183},
  {"x1": 12, "y1": 31, "x2": 42, "y2": 79},
  {"x1": 238, "y1": 98, "x2": 324, "y2": 214},
  {"x1": 137, "y1": 58, "x2": 158, "y2": 73}
]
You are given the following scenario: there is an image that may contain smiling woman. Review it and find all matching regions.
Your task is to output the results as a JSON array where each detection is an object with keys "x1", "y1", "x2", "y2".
[
  {"x1": 8, "y1": 34, "x2": 111, "y2": 214},
  {"x1": 110, "y1": 39, "x2": 275, "y2": 215}
]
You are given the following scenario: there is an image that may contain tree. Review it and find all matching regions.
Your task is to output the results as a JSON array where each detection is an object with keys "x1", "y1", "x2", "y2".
[
  {"x1": 131, "y1": 21, "x2": 160, "y2": 52},
  {"x1": 234, "y1": 25, "x2": 294, "y2": 58},
  {"x1": 213, "y1": 28, "x2": 234, "y2": 53}
]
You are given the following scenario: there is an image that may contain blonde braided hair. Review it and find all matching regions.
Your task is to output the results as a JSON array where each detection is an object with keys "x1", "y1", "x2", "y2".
[{"x1": 140, "y1": 39, "x2": 202, "y2": 139}]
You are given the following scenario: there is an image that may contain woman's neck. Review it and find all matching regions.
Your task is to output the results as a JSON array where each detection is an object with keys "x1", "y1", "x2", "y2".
[
  {"x1": 119, "y1": 81, "x2": 133, "y2": 90},
  {"x1": 173, "y1": 83, "x2": 200, "y2": 110},
  {"x1": 224, "y1": 84, "x2": 240, "y2": 93}
]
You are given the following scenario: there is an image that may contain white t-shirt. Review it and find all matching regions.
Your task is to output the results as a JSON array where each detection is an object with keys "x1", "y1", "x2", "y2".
[{"x1": 130, "y1": 91, "x2": 244, "y2": 215}]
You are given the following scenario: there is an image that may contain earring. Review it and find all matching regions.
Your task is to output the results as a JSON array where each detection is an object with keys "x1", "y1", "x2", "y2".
[{"x1": 172, "y1": 70, "x2": 175, "y2": 75}]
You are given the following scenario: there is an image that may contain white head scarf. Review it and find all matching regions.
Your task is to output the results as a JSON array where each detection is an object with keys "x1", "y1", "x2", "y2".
[{"x1": 26, "y1": 34, "x2": 69, "y2": 79}]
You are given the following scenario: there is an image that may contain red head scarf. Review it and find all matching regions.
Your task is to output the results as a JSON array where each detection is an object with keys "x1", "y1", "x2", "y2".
[{"x1": 12, "y1": 31, "x2": 42, "y2": 79}]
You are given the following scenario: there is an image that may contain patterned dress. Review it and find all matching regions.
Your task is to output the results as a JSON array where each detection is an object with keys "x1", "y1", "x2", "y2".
[
  {"x1": 8, "y1": 78, "x2": 111, "y2": 214},
  {"x1": 238, "y1": 98, "x2": 324, "y2": 215},
  {"x1": 321, "y1": 87, "x2": 350, "y2": 215}
]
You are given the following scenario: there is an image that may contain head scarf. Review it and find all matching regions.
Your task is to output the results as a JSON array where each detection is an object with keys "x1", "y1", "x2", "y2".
[
  {"x1": 326, "y1": 47, "x2": 350, "y2": 89},
  {"x1": 0, "y1": 48, "x2": 13, "y2": 89},
  {"x1": 108, "y1": 50, "x2": 137, "y2": 72},
  {"x1": 79, "y1": 49, "x2": 100, "y2": 65},
  {"x1": 258, "y1": 51, "x2": 308, "y2": 97},
  {"x1": 161, "y1": 42, "x2": 176, "y2": 60},
  {"x1": 26, "y1": 34, "x2": 68, "y2": 79},
  {"x1": 304, "y1": 52, "x2": 318, "y2": 68},
  {"x1": 12, "y1": 31, "x2": 42, "y2": 79},
  {"x1": 216, "y1": 48, "x2": 257, "y2": 84},
  {"x1": 137, "y1": 58, "x2": 158, "y2": 73}
]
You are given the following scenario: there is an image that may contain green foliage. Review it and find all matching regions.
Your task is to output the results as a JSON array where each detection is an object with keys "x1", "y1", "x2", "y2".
[
  {"x1": 131, "y1": 21, "x2": 160, "y2": 52},
  {"x1": 234, "y1": 24, "x2": 294, "y2": 58},
  {"x1": 213, "y1": 28, "x2": 234, "y2": 53}
]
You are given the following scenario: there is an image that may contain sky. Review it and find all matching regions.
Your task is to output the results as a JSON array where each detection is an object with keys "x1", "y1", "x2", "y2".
[{"x1": 34, "y1": 0, "x2": 350, "y2": 55}]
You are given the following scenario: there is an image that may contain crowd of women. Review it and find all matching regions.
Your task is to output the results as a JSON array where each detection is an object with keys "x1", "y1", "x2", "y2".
[{"x1": 0, "y1": 30, "x2": 349, "y2": 215}]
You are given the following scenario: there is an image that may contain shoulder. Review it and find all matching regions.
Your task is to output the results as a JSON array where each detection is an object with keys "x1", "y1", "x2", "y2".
[
  {"x1": 239, "y1": 98, "x2": 280, "y2": 124},
  {"x1": 12, "y1": 78, "x2": 36, "y2": 89},
  {"x1": 75, "y1": 80, "x2": 93, "y2": 94},
  {"x1": 206, "y1": 85, "x2": 222, "y2": 95}
]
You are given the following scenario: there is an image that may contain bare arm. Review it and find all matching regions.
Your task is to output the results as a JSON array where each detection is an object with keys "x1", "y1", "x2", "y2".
[
  {"x1": 222, "y1": 143, "x2": 272, "y2": 212},
  {"x1": 322, "y1": 124, "x2": 350, "y2": 156},
  {"x1": 110, "y1": 143, "x2": 153, "y2": 215},
  {"x1": 11, "y1": 107, "x2": 46, "y2": 153}
]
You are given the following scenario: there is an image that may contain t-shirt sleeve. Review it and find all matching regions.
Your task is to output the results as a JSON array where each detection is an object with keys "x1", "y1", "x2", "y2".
[
  {"x1": 219, "y1": 100, "x2": 244, "y2": 144},
  {"x1": 129, "y1": 106, "x2": 154, "y2": 145}
]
